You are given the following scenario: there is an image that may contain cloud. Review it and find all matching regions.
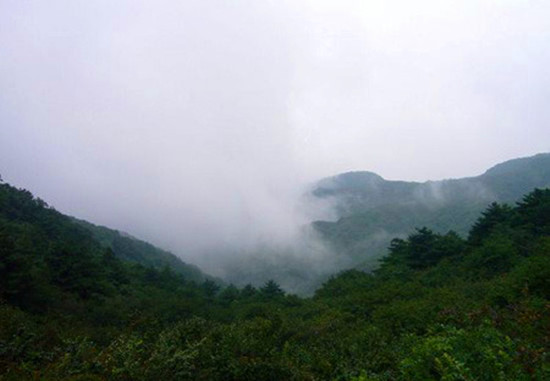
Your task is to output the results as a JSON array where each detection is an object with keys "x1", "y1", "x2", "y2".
[
  {"x1": 0, "y1": 1, "x2": 549, "y2": 286},
  {"x1": 0, "y1": 1, "x2": 319, "y2": 272}
]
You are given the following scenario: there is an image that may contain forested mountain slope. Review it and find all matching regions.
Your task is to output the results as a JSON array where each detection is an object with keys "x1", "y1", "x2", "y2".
[
  {"x1": 1, "y1": 176, "x2": 549, "y2": 379},
  {"x1": 313, "y1": 153, "x2": 550, "y2": 268},
  {"x1": 73, "y1": 218, "x2": 208, "y2": 283},
  {"x1": 0, "y1": 179, "x2": 213, "y2": 311}
]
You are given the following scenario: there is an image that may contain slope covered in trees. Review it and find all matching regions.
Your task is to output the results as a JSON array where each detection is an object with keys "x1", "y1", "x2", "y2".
[
  {"x1": 73, "y1": 218, "x2": 209, "y2": 283},
  {"x1": 1, "y1": 177, "x2": 549, "y2": 379},
  {"x1": 312, "y1": 152, "x2": 550, "y2": 268},
  {"x1": 0, "y1": 177, "x2": 212, "y2": 284},
  {"x1": 0, "y1": 180, "x2": 227, "y2": 326}
]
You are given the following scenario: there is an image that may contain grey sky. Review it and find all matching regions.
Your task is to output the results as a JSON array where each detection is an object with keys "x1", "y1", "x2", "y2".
[{"x1": 1, "y1": 0, "x2": 549, "y2": 267}]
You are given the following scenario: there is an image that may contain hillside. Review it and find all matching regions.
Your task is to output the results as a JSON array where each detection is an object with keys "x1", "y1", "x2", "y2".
[
  {"x1": 312, "y1": 153, "x2": 550, "y2": 268},
  {"x1": 73, "y1": 218, "x2": 208, "y2": 283},
  {"x1": 0, "y1": 179, "x2": 213, "y2": 308},
  {"x1": 1, "y1": 176, "x2": 549, "y2": 379}
]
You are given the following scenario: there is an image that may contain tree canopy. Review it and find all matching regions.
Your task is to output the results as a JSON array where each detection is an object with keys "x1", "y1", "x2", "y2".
[{"x1": 1, "y1": 181, "x2": 549, "y2": 380}]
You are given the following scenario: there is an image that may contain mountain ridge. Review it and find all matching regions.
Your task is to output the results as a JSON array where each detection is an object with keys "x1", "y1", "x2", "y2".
[
  {"x1": 0, "y1": 179, "x2": 214, "y2": 284},
  {"x1": 311, "y1": 152, "x2": 550, "y2": 269},
  {"x1": 72, "y1": 217, "x2": 214, "y2": 284}
]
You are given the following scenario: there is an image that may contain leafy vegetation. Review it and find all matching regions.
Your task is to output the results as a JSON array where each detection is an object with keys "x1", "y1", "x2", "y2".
[{"x1": 1, "y1": 178, "x2": 549, "y2": 380}]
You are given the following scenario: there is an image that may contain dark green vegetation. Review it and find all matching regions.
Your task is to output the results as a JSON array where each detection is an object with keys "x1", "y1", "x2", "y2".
[
  {"x1": 313, "y1": 153, "x2": 550, "y2": 268},
  {"x1": 72, "y1": 218, "x2": 209, "y2": 283},
  {"x1": 1, "y1": 177, "x2": 549, "y2": 379}
]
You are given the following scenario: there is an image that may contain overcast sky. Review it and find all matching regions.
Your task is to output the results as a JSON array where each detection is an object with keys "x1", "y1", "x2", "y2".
[{"x1": 1, "y1": 0, "x2": 549, "y2": 262}]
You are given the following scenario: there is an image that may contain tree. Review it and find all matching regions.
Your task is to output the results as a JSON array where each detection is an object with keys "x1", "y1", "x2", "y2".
[
  {"x1": 465, "y1": 230, "x2": 519, "y2": 278},
  {"x1": 381, "y1": 228, "x2": 466, "y2": 271},
  {"x1": 219, "y1": 284, "x2": 240, "y2": 304},
  {"x1": 260, "y1": 280, "x2": 284, "y2": 299},
  {"x1": 201, "y1": 279, "x2": 220, "y2": 299},
  {"x1": 468, "y1": 202, "x2": 513, "y2": 246},
  {"x1": 514, "y1": 188, "x2": 550, "y2": 235},
  {"x1": 47, "y1": 245, "x2": 104, "y2": 299},
  {"x1": 406, "y1": 227, "x2": 438, "y2": 269},
  {"x1": 102, "y1": 248, "x2": 129, "y2": 286},
  {"x1": 0, "y1": 226, "x2": 36, "y2": 305},
  {"x1": 240, "y1": 284, "x2": 257, "y2": 298}
]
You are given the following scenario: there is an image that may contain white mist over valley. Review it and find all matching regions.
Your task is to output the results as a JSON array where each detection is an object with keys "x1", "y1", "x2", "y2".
[{"x1": 1, "y1": 1, "x2": 549, "y2": 292}]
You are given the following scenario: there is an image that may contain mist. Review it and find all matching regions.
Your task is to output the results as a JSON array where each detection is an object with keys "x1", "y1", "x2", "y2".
[{"x1": 1, "y1": 1, "x2": 549, "y2": 289}]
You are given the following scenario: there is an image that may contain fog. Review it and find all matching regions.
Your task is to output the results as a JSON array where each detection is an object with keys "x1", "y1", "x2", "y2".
[{"x1": 1, "y1": 1, "x2": 549, "y2": 288}]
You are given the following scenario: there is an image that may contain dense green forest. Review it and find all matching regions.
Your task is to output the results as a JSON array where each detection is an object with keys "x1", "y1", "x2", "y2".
[{"x1": 1, "y1": 178, "x2": 549, "y2": 380}]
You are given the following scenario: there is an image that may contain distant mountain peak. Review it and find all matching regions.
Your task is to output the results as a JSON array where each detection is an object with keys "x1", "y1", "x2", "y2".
[
  {"x1": 482, "y1": 152, "x2": 550, "y2": 177},
  {"x1": 311, "y1": 152, "x2": 550, "y2": 271},
  {"x1": 336, "y1": 171, "x2": 385, "y2": 182},
  {"x1": 314, "y1": 171, "x2": 385, "y2": 195}
]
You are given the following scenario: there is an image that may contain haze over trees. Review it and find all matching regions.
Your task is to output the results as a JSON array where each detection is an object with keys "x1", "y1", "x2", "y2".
[
  {"x1": 312, "y1": 153, "x2": 550, "y2": 271},
  {"x1": 1, "y1": 171, "x2": 549, "y2": 379},
  {"x1": 211, "y1": 153, "x2": 550, "y2": 293},
  {"x1": 1, "y1": 1, "x2": 549, "y2": 379}
]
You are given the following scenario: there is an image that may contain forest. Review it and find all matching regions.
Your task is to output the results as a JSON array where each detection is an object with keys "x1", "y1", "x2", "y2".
[{"x1": 0, "y1": 179, "x2": 549, "y2": 380}]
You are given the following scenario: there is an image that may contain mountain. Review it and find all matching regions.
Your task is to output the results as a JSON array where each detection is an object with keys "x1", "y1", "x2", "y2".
[
  {"x1": 73, "y1": 218, "x2": 209, "y2": 283},
  {"x1": 0, "y1": 180, "x2": 212, "y2": 287},
  {"x1": 312, "y1": 153, "x2": 550, "y2": 268},
  {"x1": 2, "y1": 182, "x2": 549, "y2": 379}
]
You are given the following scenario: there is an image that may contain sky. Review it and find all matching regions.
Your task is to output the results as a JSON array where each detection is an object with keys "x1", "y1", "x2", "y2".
[{"x1": 1, "y1": 0, "x2": 549, "y2": 271}]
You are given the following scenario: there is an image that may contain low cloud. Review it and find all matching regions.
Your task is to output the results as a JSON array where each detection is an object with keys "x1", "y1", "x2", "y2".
[{"x1": 1, "y1": 1, "x2": 548, "y2": 291}]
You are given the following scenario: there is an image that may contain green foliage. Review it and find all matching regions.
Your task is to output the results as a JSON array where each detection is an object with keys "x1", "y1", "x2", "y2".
[
  {"x1": 514, "y1": 188, "x2": 550, "y2": 235},
  {"x1": 241, "y1": 284, "x2": 258, "y2": 298},
  {"x1": 1, "y1": 180, "x2": 549, "y2": 380},
  {"x1": 260, "y1": 280, "x2": 285, "y2": 299},
  {"x1": 468, "y1": 202, "x2": 514, "y2": 246},
  {"x1": 218, "y1": 284, "x2": 240, "y2": 306},
  {"x1": 507, "y1": 237, "x2": 550, "y2": 299},
  {"x1": 464, "y1": 231, "x2": 519, "y2": 279},
  {"x1": 398, "y1": 324, "x2": 523, "y2": 381},
  {"x1": 378, "y1": 229, "x2": 465, "y2": 274},
  {"x1": 201, "y1": 279, "x2": 221, "y2": 299}
]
